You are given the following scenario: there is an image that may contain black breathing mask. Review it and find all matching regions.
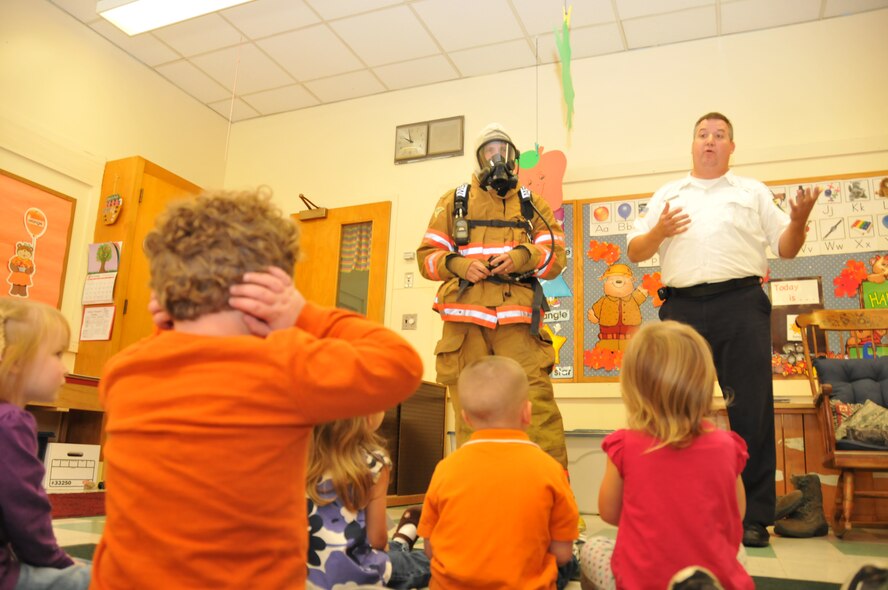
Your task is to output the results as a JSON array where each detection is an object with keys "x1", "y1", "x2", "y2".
[{"x1": 478, "y1": 153, "x2": 518, "y2": 197}]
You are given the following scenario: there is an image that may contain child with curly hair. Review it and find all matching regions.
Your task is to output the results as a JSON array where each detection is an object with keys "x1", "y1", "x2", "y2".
[
  {"x1": 0, "y1": 298, "x2": 91, "y2": 590},
  {"x1": 306, "y1": 412, "x2": 430, "y2": 589},
  {"x1": 91, "y1": 188, "x2": 423, "y2": 590}
]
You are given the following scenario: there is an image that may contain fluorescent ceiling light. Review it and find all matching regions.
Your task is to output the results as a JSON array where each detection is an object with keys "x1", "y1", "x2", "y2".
[{"x1": 97, "y1": 0, "x2": 255, "y2": 35}]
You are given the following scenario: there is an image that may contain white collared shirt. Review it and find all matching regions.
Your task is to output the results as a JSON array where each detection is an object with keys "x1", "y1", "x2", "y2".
[{"x1": 627, "y1": 170, "x2": 789, "y2": 288}]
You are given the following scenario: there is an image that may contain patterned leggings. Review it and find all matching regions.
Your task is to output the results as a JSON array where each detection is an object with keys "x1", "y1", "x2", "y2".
[
  {"x1": 578, "y1": 537, "x2": 615, "y2": 590},
  {"x1": 578, "y1": 535, "x2": 749, "y2": 589}
]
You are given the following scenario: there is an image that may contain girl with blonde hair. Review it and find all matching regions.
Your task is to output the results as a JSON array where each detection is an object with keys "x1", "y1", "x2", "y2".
[
  {"x1": 0, "y1": 298, "x2": 91, "y2": 589},
  {"x1": 306, "y1": 413, "x2": 430, "y2": 589},
  {"x1": 579, "y1": 321, "x2": 753, "y2": 590}
]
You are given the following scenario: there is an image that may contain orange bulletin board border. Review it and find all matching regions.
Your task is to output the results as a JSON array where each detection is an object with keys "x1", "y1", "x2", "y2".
[{"x1": 0, "y1": 169, "x2": 76, "y2": 308}]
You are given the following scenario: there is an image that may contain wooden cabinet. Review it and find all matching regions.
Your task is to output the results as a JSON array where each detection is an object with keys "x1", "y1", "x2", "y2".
[
  {"x1": 73, "y1": 156, "x2": 202, "y2": 378},
  {"x1": 379, "y1": 381, "x2": 447, "y2": 505},
  {"x1": 28, "y1": 376, "x2": 103, "y2": 448}
]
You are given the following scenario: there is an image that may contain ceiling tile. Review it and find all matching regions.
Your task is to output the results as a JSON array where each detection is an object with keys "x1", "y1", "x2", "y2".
[
  {"x1": 207, "y1": 96, "x2": 260, "y2": 122},
  {"x1": 623, "y1": 5, "x2": 717, "y2": 49},
  {"x1": 304, "y1": 0, "x2": 404, "y2": 20},
  {"x1": 45, "y1": 0, "x2": 888, "y2": 119},
  {"x1": 331, "y1": 5, "x2": 439, "y2": 67},
  {"x1": 221, "y1": 0, "x2": 320, "y2": 39},
  {"x1": 510, "y1": 0, "x2": 616, "y2": 36},
  {"x1": 155, "y1": 60, "x2": 231, "y2": 103},
  {"x1": 824, "y1": 0, "x2": 888, "y2": 17},
  {"x1": 242, "y1": 84, "x2": 320, "y2": 115},
  {"x1": 89, "y1": 20, "x2": 181, "y2": 67},
  {"x1": 615, "y1": 0, "x2": 714, "y2": 20},
  {"x1": 152, "y1": 13, "x2": 244, "y2": 57},
  {"x1": 414, "y1": 0, "x2": 524, "y2": 51},
  {"x1": 722, "y1": 0, "x2": 821, "y2": 34},
  {"x1": 449, "y1": 39, "x2": 536, "y2": 77},
  {"x1": 535, "y1": 22, "x2": 625, "y2": 63},
  {"x1": 373, "y1": 55, "x2": 458, "y2": 90},
  {"x1": 303, "y1": 70, "x2": 386, "y2": 103},
  {"x1": 50, "y1": 0, "x2": 102, "y2": 24},
  {"x1": 190, "y1": 43, "x2": 293, "y2": 94},
  {"x1": 257, "y1": 25, "x2": 363, "y2": 81}
]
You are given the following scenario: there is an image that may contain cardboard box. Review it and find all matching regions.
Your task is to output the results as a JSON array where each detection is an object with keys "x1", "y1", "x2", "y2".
[{"x1": 42, "y1": 443, "x2": 100, "y2": 491}]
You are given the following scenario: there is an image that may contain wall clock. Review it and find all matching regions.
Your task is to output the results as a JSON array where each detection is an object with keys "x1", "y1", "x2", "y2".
[{"x1": 394, "y1": 122, "x2": 428, "y2": 163}]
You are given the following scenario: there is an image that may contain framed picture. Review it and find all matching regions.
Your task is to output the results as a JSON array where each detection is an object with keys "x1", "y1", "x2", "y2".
[
  {"x1": 427, "y1": 116, "x2": 464, "y2": 157},
  {"x1": 0, "y1": 169, "x2": 76, "y2": 307}
]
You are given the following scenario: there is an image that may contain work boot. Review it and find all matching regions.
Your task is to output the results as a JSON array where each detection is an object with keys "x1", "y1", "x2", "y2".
[
  {"x1": 775, "y1": 489, "x2": 803, "y2": 520},
  {"x1": 774, "y1": 473, "x2": 829, "y2": 538}
]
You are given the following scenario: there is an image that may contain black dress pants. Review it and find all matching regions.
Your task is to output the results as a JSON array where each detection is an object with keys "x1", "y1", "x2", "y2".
[{"x1": 660, "y1": 284, "x2": 777, "y2": 527}]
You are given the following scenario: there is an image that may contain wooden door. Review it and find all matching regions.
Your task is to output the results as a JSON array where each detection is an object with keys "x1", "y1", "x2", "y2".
[
  {"x1": 292, "y1": 202, "x2": 391, "y2": 323},
  {"x1": 117, "y1": 169, "x2": 201, "y2": 351},
  {"x1": 73, "y1": 157, "x2": 201, "y2": 377}
]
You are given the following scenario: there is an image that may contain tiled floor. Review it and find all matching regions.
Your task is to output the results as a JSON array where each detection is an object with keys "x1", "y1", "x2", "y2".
[{"x1": 54, "y1": 511, "x2": 888, "y2": 587}]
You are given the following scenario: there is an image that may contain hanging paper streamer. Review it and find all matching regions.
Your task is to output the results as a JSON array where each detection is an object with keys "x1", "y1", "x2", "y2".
[{"x1": 554, "y1": 6, "x2": 575, "y2": 129}]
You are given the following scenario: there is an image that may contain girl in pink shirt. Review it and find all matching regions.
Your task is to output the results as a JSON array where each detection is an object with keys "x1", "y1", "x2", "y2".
[{"x1": 579, "y1": 321, "x2": 753, "y2": 590}]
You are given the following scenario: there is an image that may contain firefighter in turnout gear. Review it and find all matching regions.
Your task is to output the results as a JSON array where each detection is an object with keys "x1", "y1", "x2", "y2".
[{"x1": 416, "y1": 123, "x2": 569, "y2": 467}]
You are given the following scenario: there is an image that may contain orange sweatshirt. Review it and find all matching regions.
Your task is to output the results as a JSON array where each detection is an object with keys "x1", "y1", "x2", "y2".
[{"x1": 90, "y1": 302, "x2": 423, "y2": 590}]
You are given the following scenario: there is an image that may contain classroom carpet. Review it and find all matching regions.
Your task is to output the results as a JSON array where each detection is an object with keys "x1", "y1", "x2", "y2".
[
  {"x1": 58, "y1": 543, "x2": 845, "y2": 590},
  {"x1": 62, "y1": 543, "x2": 97, "y2": 560}
]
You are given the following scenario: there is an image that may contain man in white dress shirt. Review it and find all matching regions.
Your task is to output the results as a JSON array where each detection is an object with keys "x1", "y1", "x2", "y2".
[{"x1": 626, "y1": 112, "x2": 820, "y2": 547}]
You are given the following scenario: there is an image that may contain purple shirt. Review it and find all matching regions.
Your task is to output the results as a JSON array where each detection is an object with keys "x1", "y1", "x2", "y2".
[{"x1": 0, "y1": 402, "x2": 73, "y2": 590}]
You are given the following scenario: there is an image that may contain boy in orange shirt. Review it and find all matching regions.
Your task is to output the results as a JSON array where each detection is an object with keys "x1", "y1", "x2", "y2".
[
  {"x1": 418, "y1": 356, "x2": 579, "y2": 589},
  {"x1": 90, "y1": 189, "x2": 423, "y2": 590}
]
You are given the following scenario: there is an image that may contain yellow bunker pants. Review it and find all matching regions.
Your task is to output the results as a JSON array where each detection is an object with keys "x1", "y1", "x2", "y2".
[{"x1": 434, "y1": 321, "x2": 568, "y2": 468}]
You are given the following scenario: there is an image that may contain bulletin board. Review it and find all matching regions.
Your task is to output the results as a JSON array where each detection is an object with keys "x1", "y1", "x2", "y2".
[
  {"x1": 551, "y1": 170, "x2": 888, "y2": 382},
  {"x1": 0, "y1": 169, "x2": 76, "y2": 308},
  {"x1": 543, "y1": 202, "x2": 575, "y2": 380}
]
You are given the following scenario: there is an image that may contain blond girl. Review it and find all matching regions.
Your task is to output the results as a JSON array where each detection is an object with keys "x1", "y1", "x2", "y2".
[
  {"x1": 0, "y1": 299, "x2": 90, "y2": 590},
  {"x1": 306, "y1": 413, "x2": 430, "y2": 589},
  {"x1": 579, "y1": 321, "x2": 752, "y2": 590}
]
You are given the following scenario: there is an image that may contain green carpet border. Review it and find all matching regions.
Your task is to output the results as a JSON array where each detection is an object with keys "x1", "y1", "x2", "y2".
[{"x1": 752, "y1": 576, "x2": 840, "y2": 590}]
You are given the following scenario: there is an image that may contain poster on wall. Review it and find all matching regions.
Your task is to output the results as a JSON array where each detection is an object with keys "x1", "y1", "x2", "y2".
[
  {"x1": 81, "y1": 242, "x2": 122, "y2": 305},
  {"x1": 0, "y1": 169, "x2": 76, "y2": 308},
  {"x1": 579, "y1": 172, "x2": 888, "y2": 380}
]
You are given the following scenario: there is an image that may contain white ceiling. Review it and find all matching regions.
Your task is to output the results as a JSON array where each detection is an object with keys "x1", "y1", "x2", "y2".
[{"x1": 48, "y1": 0, "x2": 888, "y2": 122}]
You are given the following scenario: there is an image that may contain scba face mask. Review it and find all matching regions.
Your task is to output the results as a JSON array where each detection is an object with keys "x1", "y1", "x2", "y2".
[{"x1": 477, "y1": 140, "x2": 518, "y2": 197}]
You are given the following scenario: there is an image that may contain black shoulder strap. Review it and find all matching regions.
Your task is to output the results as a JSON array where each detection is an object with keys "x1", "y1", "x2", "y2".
[
  {"x1": 518, "y1": 186, "x2": 534, "y2": 225},
  {"x1": 453, "y1": 184, "x2": 470, "y2": 217}
]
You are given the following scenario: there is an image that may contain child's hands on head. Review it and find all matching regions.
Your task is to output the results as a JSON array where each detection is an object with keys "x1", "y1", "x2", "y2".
[{"x1": 229, "y1": 266, "x2": 305, "y2": 336}]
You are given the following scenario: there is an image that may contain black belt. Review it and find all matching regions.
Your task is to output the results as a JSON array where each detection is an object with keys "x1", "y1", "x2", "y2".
[{"x1": 658, "y1": 276, "x2": 761, "y2": 300}]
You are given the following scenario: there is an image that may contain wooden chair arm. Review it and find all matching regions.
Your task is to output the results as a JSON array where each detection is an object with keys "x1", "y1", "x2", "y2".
[{"x1": 813, "y1": 383, "x2": 833, "y2": 408}]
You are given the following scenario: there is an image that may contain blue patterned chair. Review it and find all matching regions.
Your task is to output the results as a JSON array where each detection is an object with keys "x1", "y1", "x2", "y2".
[{"x1": 796, "y1": 309, "x2": 888, "y2": 537}]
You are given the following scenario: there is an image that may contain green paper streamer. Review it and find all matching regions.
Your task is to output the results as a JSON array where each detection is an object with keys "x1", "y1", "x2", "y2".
[{"x1": 554, "y1": 7, "x2": 575, "y2": 129}]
